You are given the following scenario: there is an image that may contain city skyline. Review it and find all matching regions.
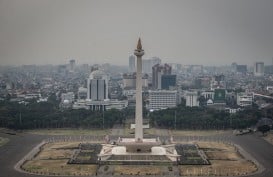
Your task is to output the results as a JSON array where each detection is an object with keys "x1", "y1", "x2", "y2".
[{"x1": 1, "y1": 0, "x2": 273, "y2": 66}]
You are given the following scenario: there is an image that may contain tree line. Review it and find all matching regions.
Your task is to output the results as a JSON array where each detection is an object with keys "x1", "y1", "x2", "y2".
[
  {"x1": 0, "y1": 96, "x2": 270, "y2": 130},
  {"x1": 149, "y1": 105, "x2": 268, "y2": 130},
  {"x1": 0, "y1": 99, "x2": 124, "y2": 130}
]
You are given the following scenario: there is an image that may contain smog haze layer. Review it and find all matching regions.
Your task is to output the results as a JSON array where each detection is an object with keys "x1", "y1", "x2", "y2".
[{"x1": 0, "y1": 0, "x2": 273, "y2": 66}]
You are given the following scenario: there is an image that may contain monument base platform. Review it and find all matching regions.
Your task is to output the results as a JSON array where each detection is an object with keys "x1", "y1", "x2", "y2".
[
  {"x1": 98, "y1": 142, "x2": 180, "y2": 165},
  {"x1": 117, "y1": 138, "x2": 161, "y2": 152}
]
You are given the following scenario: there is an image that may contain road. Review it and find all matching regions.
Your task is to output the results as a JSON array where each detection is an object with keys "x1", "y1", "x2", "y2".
[
  {"x1": 0, "y1": 131, "x2": 47, "y2": 177},
  {"x1": 0, "y1": 130, "x2": 273, "y2": 177}
]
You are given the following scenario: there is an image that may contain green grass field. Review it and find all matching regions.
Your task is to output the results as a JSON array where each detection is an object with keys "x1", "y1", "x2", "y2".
[
  {"x1": 25, "y1": 128, "x2": 109, "y2": 136},
  {"x1": 170, "y1": 130, "x2": 227, "y2": 136}
]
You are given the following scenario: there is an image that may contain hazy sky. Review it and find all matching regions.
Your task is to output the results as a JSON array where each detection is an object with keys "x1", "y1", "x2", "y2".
[{"x1": 1, "y1": 0, "x2": 273, "y2": 66}]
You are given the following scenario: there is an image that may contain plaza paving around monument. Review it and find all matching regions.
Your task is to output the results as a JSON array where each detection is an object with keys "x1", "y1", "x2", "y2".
[
  {"x1": 12, "y1": 130, "x2": 257, "y2": 176},
  {"x1": 19, "y1": 139, "x2": 257, "y2": 176},
  {"x1": 1, "y1": 129, "x2": 273, "y2": 177}
]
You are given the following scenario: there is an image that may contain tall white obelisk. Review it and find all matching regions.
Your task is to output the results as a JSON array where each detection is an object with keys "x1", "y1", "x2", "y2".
[{"x1": 134, "y1": 38, "x2": 144, "y2": 142}]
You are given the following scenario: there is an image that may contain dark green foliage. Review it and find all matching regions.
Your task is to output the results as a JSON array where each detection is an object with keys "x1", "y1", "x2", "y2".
[
  {"x1": 150, "y1": 105, "x2": 263, "y2": 129},
  {"x1": 0, "y1": 98, "x2": 266, "y2": 130},
  {"x1": 257, "y1": 125, "x2": 270, "y2": 135},
  {"x1": 0, "y1": 100, "x2": 124, "y2": 130}
]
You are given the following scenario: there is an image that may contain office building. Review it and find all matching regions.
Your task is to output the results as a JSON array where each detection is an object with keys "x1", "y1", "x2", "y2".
[
  {"x1": 148, "y1": 90, "x2": 178, "y2": 111},
  {"x1": 69, "y1": 59, "x2": 75, "y2": 72},
  {"x1": 236, "y1": 65, "x2": 247, "y2": 74},
  {"x1": 254, "y1": 62, "x2": 264, "y2": 77},
  {"x1": 161, "y1": 75, "x2": 176, "y2": 90},
  {"x1": 142, "y1": 57, "x2": 161, "y2": 73},
  {"x1": 87, "y1": 70, "x2": 108, "y2": 101},
  {"x1": 122, "y1": 73, "x2": 148, "y2": 89},
  {"x1": 152, "y1": 63, "x2": 172, "y2": 89},
  {"x1": 237, "y1": 93, "x2": 253, "y2": 107},
  {"x1": 129, "y1": 55, "x2": 135, "y2": 72}
]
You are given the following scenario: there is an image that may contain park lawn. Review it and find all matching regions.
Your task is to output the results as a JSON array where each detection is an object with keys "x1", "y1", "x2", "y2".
[
  {"x1": 43, "y1": 141, "x2": 79, "y2": 149},
  {"x1": 179, "y1": 160, "x2": 257, "y2": 176},
  {"x1": 114, "y1": 165, "x2": 162, "y2": 175},
  {"x1": 22, "y1": 159, "x2": 97, "y2": 176},
  {"x1": 25, "y1": 128, "x2": 109, "y2": 136},
  {"x1": 205, "y1": 151, "x2": 241, "y2": 160},
  {"x1": 36, "y1": 142, "x2": 79, "y2": 160},
  {"x1": 38, "y1": 148, "x2": 73, "y2": 160},
  {"x1": 179, "y1": 141, "x2": 257, "y2": 176},
  {"x1": 22, "y1": 141, "x2": 98, "y2": 176},
  {"x1": 170, "y1": 130, "x2": 227, "y2": 136},
  {"x1": 197, "y1": 141, "x2": 235, "y2": 151},
  {"x1": 0, "y1": 137, "x2": 9, "y2": 147}
]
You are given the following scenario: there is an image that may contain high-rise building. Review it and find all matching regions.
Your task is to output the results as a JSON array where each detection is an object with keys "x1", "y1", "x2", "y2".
[
  {"x1": 236, "y1": 65, "x2": 247, "y2": 74},
  {"x1": 142, "y1": 57, "x2": 161, "y2": 73},
  {"x1": 152, "y1": 63, "x2": 172, "y2": 89},
  {"x1": 254, "y1": 62, "x2": 264, "y2": 77},
  {"x1": 190, "y1": 65, "x2": 203, "y2": 74},
  {"x1": 122, "y1": 73, "x2": 148, "y2": 89},
  {"x1": 74, "y1": 69, "x2": 129, "y2": 111},
  {"x1": 69, "y1": 59, "x2": 76, "y2": 72},
  {"x1": 87, "y1": 70, "x2": 108, "y2": 101},
  {"x1": 161, "y1": 75, "x2": 176, "y2": 90},
  {"x1": 231, "y1": 62, "x2": 237, "y2": 73},
  {"x1": 129, "y1": 55, "x2": 136, "y2": 72}
]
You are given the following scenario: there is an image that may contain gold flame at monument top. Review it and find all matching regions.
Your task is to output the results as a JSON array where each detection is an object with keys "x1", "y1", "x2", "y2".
[{"x1": 137, "y1": 38, "x2": 142, "y2": 50}]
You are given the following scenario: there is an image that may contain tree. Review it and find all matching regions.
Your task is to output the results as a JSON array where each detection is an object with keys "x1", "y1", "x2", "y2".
[{"x1": 257, "y1": 124, "x2": 270, "y2": 136}]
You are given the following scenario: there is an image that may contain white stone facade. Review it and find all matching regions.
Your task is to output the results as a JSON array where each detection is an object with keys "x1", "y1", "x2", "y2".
[{"x1": 186, "y1": 91, "x2": 199, "y2": 107}]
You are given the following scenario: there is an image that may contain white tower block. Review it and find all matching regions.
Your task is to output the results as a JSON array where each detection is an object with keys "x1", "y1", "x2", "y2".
[{"x1": 134, "y1": 38, "x2": 144, "y2": 142}]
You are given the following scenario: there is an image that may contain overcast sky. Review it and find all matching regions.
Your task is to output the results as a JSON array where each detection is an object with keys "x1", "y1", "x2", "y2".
[{"x1": 1, "y1": 0, "x2": 273, "y2": 66}]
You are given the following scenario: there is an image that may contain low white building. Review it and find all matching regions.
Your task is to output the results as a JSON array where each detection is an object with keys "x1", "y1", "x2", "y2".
[
  {"x1": 186, "y1": 91, "x2": 199, "y2": 107},
  {"x1": 122, "y1": 89, "x2": 136, "y2": 98},
  {"x1": 266, "y1": 86, "x2": 273, "y2": 94},
  {"x1": 61, "y1": 92, "x2": 75, "y2": 103},
  {"x1": 73, "y1": 99, "x2": 128, "y2": 111},
  {"x1": 237, "y1": 93, "x2": 253, "y2": 107},
  {"x1": 72, "y1": 100, "x2": 89, "y2": 109},
  {"x1": 106, "y1": 100, "x2": 128, "y2": 110},
  {"x1": 60, "y1": 92, "x2": 75, "y2": 109},
  {"x1": 147, "y1": 90, "x2": 178, "y2": 111},
  {"x1": 225, "y1": 107, "x2": 241, "y2": 114},
  {"x1": 201, "y1": 90, "x2": 214, "y2": 100}
]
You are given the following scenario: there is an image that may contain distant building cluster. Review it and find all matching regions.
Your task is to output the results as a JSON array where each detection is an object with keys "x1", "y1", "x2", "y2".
[{"x1": 0, "y1": 55, "x2": 272, "y2": 115}]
